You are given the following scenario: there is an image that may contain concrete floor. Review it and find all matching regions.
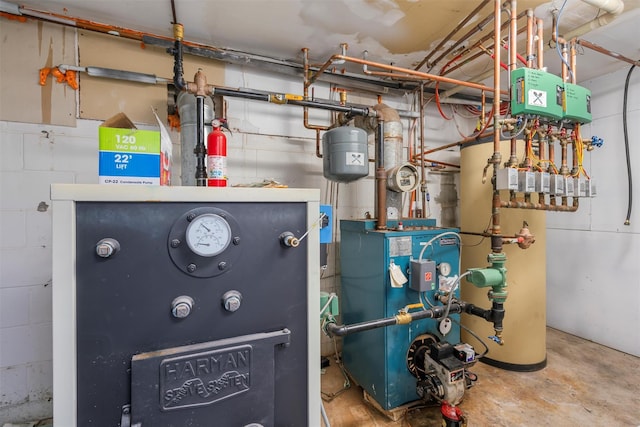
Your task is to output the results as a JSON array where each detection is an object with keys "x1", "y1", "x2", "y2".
[{"x1": 321, "y1": 327, "x2": 640, "y2": 426}]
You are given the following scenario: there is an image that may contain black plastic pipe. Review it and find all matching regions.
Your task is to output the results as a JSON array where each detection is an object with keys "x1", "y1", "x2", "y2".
[
  {"x1": 171, "y1": 39, "x2": 187, "y2": 91},
  {"x1": 212, "y1": 87, "x2": 371, "y2": 117},
  {"x1": 325, "y1": 303, "x2": 465, "y2": 337}
]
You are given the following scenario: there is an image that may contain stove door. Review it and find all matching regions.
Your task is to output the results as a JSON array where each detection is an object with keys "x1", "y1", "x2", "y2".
[{"x1": 131, "y1": 329, "x2": 290, "y2": 427}]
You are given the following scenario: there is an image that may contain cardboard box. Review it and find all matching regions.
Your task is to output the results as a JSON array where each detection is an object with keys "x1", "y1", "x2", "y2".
[{"x1": 99, "y1": 113, "x2": 164, "y2": 185}]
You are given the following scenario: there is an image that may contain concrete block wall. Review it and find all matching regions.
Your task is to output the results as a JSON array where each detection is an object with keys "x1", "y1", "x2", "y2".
[{"x1": 0, "y1": 58, "x2": 470, "y2": 421}]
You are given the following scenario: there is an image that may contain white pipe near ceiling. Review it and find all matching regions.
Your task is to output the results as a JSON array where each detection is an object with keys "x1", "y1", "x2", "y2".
[
  {"x1": 580, "y1": 0, "x2": 624, "y2": 15},
  {"x1": 563, "y1": 0, "x2": 625, "y2": 39}
]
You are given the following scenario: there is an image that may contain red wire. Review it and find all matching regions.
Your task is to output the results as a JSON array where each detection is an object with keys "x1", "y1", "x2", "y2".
[{"x1": 435, "y1": 82, "x2": 452, "y2": 120}]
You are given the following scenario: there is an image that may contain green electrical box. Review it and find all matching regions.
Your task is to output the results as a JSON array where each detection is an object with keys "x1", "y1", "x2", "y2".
[
  {"x1": 563, "y1": 83, "x2": 592, "y2": 123},
  {"x1": 511, "y1": 68, "x2": 564, "y2": 120}
]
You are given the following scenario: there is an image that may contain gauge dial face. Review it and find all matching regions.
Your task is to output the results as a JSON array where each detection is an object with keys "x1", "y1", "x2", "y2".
[
  {"x1": 438, "y1": 262, "x2": 452, "y2": 276},
  {"x1": 185, "y1": 213, "x2": 232, "y2": 257}
]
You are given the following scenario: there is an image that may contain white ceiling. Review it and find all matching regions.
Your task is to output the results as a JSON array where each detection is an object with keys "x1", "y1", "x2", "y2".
[{"x1": 3, "y1": 0, "x2": 640, "y2": 93}]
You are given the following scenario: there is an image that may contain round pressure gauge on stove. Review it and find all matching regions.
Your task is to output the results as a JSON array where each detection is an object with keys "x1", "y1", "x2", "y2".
[{"x1": 185, "y1": 213, "x2": 232, "y2": 257}]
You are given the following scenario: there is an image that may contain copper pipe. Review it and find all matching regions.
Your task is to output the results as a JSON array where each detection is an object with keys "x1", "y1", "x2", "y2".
[
  {"x1": 561, "y1": 43, "x2": 569, "y2": 82},
  {"x1": 548, "y1": 137, "x2": 555, "y2": 173},
  {"x1": 536, "y1": 18, "x2": 544, "y2": 69},
  {"x1": 415, "y1": 0, "x2": 492, "y2": 71},
  {"x1": 441, "y1": 18, "x2": 527, "y2": 76},
  {"x1": 491, "y1": 0, "x2": 503, "y2": 253},
  {"x1": 302, "y1": 48, "x2": 330, "y2": 132},
  {"x1": 551, "y1": 13, "x2": 571, "y2": 81},
  {"x1": 500, "y1": 199, "x2": 578, "y2": 211},
  {"x1": 509, "y1": 0, "x2": 518, "y2": 71},
  {"x1": 570, "y1": 40, "x2": 577, "y2": 84},
  {"x1": 413, "y1": 129, "x2": 496, "y2": 160},
  {"x1": 508, "y1": 0, "x2": 518, "y2": 167},
  {"x1": 560, "y1": 140, "x2": 569, "y2": 175},
  {"x1": 538, "y1": 192, "x2": 546, "y2": 208},
  {"x1": 576, "y1": 39, "x2": 640, "y2": 67},
  {"x1": 428, "y1": 10, "x2": 498, "y2": 72},
  {"x1": 538, "y1": 130, "x2": 546, "y2": 168},
  {"x1": 492, "y1": 0, "x2": 502, "y2": 158},
  {"x1": 526, "y1": 9, "x2": 534, "y2": 67},
  {"x1": 571, "y1": 140, "x2": 579, "y2": 176},
  {"x1": 419, "y1": 84, "x2": 427, "y2": 218},
  {"x1": 315, "y1": 129, "x2": 322, "y2": 158},
  {"x1": 310, "y1": 54, "x2": 502, "y2": 94},
  {"x1": 416, "y1": 159, "x2": 461, "y2": 169},
  {"x1": 481, "y1": 91, "x2": 486, "y2": 125}
]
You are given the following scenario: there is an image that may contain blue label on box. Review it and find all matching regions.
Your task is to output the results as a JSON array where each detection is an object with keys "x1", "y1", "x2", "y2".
[{"x1": 99, "y1": 152, "x2": 160, "y2": 177}]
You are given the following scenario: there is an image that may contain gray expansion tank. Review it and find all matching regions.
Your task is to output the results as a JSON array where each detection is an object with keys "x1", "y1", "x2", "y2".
[{"x1": 322, "y1": 126, "x2": 369, "y2": 182}]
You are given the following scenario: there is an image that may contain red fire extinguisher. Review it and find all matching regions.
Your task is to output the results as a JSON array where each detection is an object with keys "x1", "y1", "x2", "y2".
[{"x1": 207, "y1": 118, "x2": 228, "y2": 187}]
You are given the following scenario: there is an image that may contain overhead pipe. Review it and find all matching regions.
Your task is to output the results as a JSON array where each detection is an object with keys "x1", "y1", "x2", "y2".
[
  {"x1": 576, "y1": 39, "x2": 640, "y2": 67},
  {"x1": 558, "y1": 0, "x2": 624, "y2": 48},
  {"x1": 426, "y1": 10, "x2": 498, "y2": 73},
  {"x1": 581, "y1": 0, "x2": 624, "y2": 14},
  {"x1": 308, "y1": 52, "x2": 504, "y2": 95},
  {"x1": 440, "y1": 11, "x2": 527, "y2": 77},
  {"x1": 414, "y1": 0, "x2": 492, "y2": 71},
  {"x1": 501, "y1": 198, "x2": 578, "y2": 212}
]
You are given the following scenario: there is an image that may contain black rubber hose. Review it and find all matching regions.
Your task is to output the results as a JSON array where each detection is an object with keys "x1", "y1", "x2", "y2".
[{"x1": 623, "y1": 65, "x2": 635, "y2": 225}]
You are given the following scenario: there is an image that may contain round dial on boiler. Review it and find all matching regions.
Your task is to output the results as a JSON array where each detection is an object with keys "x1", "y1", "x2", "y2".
[{"x1": 185, "y1": 213, "x2": 232, "y2": 257}]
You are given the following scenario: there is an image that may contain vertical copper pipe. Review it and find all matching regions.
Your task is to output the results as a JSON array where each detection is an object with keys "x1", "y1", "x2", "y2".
[
  {"x1": 571, "y1": 126, "x2": 579, "y2": 175},
  {"x1": 536, "y1": 18, "x2": 544, "y2": 69},
  {"x1": 526, "y1": 9, "x2": 534, "y2": 68},
  {"x1": 419, "y1": 84, "x2": 426, "y2": 218},
  {"x1": 570, "y1": 40, "x2": 577, "y2": 84},
  {"x1": 561, "y1": 43, "x2": 569, "y2": 82},
  {"x1": 538, "y1": 125, "x2": 545, "y2": 167},
  {"x1": 493, "y1": 0, "x2": 502, "y2": 158},
  {"x1": 560, "y1": 140, "x2": 569, "y2": 174},
  {"x1": 492, "y1": 0, "x2": 503, "y2": 253},
  {"x1": 302, "y1": 48, "x2": 330, "y2": 132},
  {"x1": 508, "y1": 0, "x2": 519, "y2": 167}
]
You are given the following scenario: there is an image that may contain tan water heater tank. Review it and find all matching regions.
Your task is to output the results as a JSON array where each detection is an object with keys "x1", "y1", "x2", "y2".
[{"x1": 460, "y1": 140, "x2": 547, "y2": 371}]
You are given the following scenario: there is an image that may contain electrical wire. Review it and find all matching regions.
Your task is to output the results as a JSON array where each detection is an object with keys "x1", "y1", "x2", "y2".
[
  {"x1": 623, "y1": 64, "x2": 635, "y2": 225},
  {"x1": 555, "y1": 0, "x2": 574, "y2": 82},
  {"x1": 450, "y1": 317, "x2": 490, "y2": 359},
  {"x1": 418, "y1": 231, "x2": 461, "y2": 261},
  {"x1": 441, "y1": 271, "x2": 470, "y2": 324}
]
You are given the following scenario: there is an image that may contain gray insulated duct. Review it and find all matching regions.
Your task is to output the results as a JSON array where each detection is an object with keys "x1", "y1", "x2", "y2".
[
  {"x1": 357, "y1": 103, "x2": 404, "y2": 219},
  {"x1": 176, "y1": 92, "x2": 214, "y2": 186}
]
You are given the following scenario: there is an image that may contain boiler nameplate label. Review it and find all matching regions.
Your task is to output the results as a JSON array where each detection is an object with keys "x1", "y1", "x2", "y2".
[{"x1": 160, "y1": 345, "x2": 252, "y2": 410}]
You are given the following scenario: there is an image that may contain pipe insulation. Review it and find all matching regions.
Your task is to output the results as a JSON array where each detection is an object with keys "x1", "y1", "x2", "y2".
[{"x1": 581, "y1": 0, "x2": 624, "y2": 15}]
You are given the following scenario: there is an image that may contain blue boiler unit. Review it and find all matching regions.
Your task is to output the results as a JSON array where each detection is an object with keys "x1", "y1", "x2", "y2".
[{"x1": 340, "y1": 219, "x2": 461, "y2": 410}]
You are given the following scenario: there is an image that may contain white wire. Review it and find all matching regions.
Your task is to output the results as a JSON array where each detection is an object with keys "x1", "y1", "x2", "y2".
[
  {"x1": 320, "y1": 292, "x2": 336, "y2": 316},
  {"x1": 418, "y1": 231, "x2": 461, "y2": 261}
]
